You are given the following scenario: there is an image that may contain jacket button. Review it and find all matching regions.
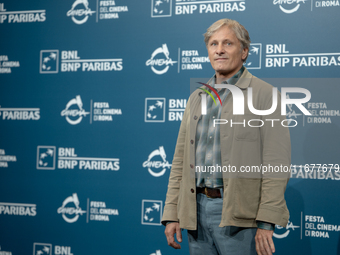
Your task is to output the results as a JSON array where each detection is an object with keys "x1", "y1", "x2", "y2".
[
  {"x1": 191, "y1": 188, "x2": 194, "y2": 193},
  {"x1": 190, "y1": 164, "x2": 194, "y2": 169},
  {"x1": 190, "y1": 140, "x2": 194, "y2": 144},
  {"x1": 194, "y1": 116, "x2": 198, "y2": 120}
]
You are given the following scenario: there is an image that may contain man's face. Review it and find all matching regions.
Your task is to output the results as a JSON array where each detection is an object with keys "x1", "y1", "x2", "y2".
[{"x1": 207, "y1": 25, "x2": 248, "y2": 78}]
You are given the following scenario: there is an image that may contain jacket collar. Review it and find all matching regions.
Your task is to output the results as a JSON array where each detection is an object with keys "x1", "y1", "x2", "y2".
[{"x1": 234, "y1": 67, "x2": 252, "y2": 90}]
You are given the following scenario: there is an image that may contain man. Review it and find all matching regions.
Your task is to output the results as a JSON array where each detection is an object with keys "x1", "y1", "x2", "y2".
[{"x1": 162, "y1": 19, "x2": 290, "y2": 255}]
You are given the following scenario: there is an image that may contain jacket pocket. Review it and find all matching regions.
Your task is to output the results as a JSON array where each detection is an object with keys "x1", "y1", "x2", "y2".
[
  {"x1": 234, "y1": 115, "x2": 260, "y2": 142},
  {"x1": 233, "y1": 178, "x2": 261, "y2": 220}
]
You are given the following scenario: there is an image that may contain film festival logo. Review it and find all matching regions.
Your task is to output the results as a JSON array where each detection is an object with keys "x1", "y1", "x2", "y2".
[
  {"x1": 36, "y1": 146, "x2": 56, "y2": 170},
  {"x1": 146, "y1": 44, "x2": 177, "y2": 75},
  {"x1": 33, "y1": 243, "x2": 52, "y2": 255},
  {"x1": 141, "y1": 200, "x2": 163, "y2": 225},
  {"x1": 57, "y1": 193, "x2": 86, "y2": 223},
  {"x1": 199, "y1": 84, "x2": 312, "y2": 127},
  {"x1": 273, "y1": 219, "x2": 300, "y2": 239},
  {"x1": 0, "y1": 149, "x2": 17, "y2": 168},
  {"x1": 40, "y1": 50, "x2": 59, "y2": 74},
  {"x1": 151, "y1": 0, "x2": 172, "y2": 17},
  {"x1": 273, "y1": 0, "x2": 307, "y2": 13},
  {"x1": 142, "y1": 146, "x2": 172, "y2": 177},
  {"x1": 286, "y1": 94, "x2": 303, "y2": 125},
  {"x1": 0, "y1": 247, "x2": 13, "y2": 255},
  {"x1": 150, "y1": 250, "x2": 162, "y2": 255},
  {"x1": 145, "y1": 98, "x2": 166, "y2": 122},
  {"x1": 244, "y1": 43, "x2": 262, "y2": 69},
  {"x1": 61, "y1": 95, "x2": 90, "y2": 125},
  {"x1": 67, "y1": 0, "x2": 95, "y2": 24}
]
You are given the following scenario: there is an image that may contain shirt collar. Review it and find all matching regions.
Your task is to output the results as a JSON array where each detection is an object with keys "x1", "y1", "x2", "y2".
[{"x1": 212, "y1": 65, "x2": 245, "y2": 87}]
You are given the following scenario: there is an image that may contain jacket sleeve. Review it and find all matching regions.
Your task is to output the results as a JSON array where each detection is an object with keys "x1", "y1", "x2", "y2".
[
  {"x1": 161, "y1": 97, "x2": 191, "y2": 226},
  {"x1": 255, "y1": 83, "x2": 291, "y2": 228}
]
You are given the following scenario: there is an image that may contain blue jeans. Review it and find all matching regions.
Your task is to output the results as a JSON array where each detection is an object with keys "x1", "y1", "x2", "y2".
[{"x1": 188, "y1": 193, "x2": 257, "y2": 255}]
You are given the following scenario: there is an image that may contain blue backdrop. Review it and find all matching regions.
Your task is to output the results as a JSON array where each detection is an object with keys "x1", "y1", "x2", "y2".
[{"x1": 1, "y1": 0, "x2": 340, "y2": 254}]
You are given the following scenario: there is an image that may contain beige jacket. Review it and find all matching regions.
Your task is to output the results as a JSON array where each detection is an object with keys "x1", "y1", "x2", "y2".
[{"x1": 162, "y1": 68, "x2": 291, "y2": 230}]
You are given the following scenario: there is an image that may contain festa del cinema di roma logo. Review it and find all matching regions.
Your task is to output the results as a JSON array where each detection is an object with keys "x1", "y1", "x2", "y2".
[
  {"x1": 61, "y1": 95, "x2": 89, "y2": 125},
  {"x1": 199, "y1": 82, "x2": 312, "y2": 127},
  {"x1": 146, "y1": 44, "x2": 177, "y2": 75},
  {"x1": 57, "y1": 193, "x2": 86, "y2": 223},
  {"x1": 273, "y1": 0, "x2": 307, "y2": 14},
  {"x1": 67, "y1": 0, "x2": 96, "y2": 24},
  {"x1": 143, "y1": 146, "x2": 172, "y2": 177},
  {"x1": 273, "y1": 220, "x2": 300, "y2": 238}
]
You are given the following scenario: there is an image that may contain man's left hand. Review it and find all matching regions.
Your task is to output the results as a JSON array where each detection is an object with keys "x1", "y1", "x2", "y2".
[{"x1": 255, "y1": 228, "x2": 275, "y2": 255}]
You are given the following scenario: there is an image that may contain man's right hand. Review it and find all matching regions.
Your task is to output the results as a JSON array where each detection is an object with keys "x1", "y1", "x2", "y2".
[{"x1": 164, "y1": 222, "x2": 182, "y2": 249}]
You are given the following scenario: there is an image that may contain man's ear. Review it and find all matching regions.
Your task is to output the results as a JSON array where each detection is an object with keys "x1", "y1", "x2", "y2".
[{"x1": 242, "y1": 47, "x2": 249, "y2": 61}]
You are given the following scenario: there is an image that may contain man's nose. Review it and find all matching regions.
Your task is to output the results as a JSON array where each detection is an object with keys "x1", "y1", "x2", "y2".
[{"x1": 216, "y1": 44, "x2": 225, "y2": 55}]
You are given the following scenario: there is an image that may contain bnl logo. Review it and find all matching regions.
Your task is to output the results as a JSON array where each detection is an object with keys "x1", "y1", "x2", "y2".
[
  {"x1": 40, "y1": 50, "x2": 59, "y2": 73},
  {"x1": 151, "y1": 0, "x2": 172, "y2": 17},
  {"x1": 33, "y1": 243, "x2": 52, "y2": 255},
  {"x1": 145, "y1": 98, "x2": 166, "y2": 122},
  {"x1": 33, "y1": 243, "x2": 74, "y2": 255},
  {"x1": 142, "y1": 200, "x2": 162, "y2": 225},
  {"x1": 245, "y1": 43, "x2": 262, "y2": 69},
  {"x1": 37, "y1": 146, "x2": 56, "y2": 170}
]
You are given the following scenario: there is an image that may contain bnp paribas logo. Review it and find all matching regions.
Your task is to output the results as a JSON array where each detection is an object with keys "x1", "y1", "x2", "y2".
[{"x1": 151, "y1": 0, "x2": 172, "y2": 17}]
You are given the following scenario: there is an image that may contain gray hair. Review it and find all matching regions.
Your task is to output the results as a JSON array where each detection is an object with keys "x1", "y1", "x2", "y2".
[{"x1": 204, "y1": 19, "x2": 251, "y2": 62}]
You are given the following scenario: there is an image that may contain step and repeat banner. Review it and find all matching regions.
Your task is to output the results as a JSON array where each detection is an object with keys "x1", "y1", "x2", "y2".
[{"x1": 1, "y1": 0, "x2": 340, "y2": 254}]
